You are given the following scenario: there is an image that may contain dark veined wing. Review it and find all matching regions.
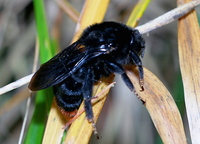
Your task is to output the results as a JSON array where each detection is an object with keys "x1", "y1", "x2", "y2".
[{"x1": 28, "y1": 42, "x2": 106, "y2": 91}]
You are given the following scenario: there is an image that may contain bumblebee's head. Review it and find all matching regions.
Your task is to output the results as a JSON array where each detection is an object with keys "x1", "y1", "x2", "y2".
[{"x1": 79, "y1": 21, "x2": 145, "y2": 57}]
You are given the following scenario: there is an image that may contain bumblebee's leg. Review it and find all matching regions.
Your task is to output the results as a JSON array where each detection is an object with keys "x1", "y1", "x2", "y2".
[
  {"x1": 106, "y1": 61, "x2": 145, "y2": 103},
  {"x1": 121, "y1": 73, "x2": 135, "y2": 91},
  {"x1": 83, "y1": 68, "x2": 93, "y2": 119},
  {"x1": 83, "y1": 68, "x2": 100, "y2": 138},
  {"x1": 105, "y1": 61, "x2": 135, "y2": 91},
  {"x1": 63, "y1": 82, "x2": 116, "y2": 130},
  {"x1": 130, "y1": 51, "x2": 144, "y2": 91}
]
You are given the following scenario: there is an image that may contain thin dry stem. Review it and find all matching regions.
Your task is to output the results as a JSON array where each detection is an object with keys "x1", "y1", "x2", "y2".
[
  {"x1": 54, "y1": 0, "x2": 79, "y2": 23},
  {"x1": 136, "y1": 0, "x2": 200, "y2": 34}
]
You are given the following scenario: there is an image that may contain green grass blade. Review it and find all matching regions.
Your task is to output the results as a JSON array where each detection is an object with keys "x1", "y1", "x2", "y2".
[
  {"x1": 126, "y1": 0, "x2": 151, "y2": 27},
  {"x1": 24, "y1": 90, "x2": 51, "y2": 144},
  {"x1": 24, "y1": 0, "x2": 55, "y2": 143}
]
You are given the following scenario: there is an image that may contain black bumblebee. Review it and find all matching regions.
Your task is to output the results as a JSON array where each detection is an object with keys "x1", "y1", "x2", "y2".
[{"x1": 29, "y1": 21, "x2": 145, "y2": 136}]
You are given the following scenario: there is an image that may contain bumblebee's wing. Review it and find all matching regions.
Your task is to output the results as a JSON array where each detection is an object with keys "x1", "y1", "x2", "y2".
[{"x1": 29, "y1": 42, "x2": 105, "y2": 91}]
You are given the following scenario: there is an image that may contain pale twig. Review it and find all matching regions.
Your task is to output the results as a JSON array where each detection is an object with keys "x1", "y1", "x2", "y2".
[
  {"x1": 136, "y1": 0, "x2": 200, "y2": 34},
  {"x1": 0, "y1": 1, "x2": 199, "y2": 96},
  {"x1": 0, "y1": 73, "x2": 33, "y2": 95},
  {"x1": 54, "y1": 0, "x2": 79, "y2": 23}
]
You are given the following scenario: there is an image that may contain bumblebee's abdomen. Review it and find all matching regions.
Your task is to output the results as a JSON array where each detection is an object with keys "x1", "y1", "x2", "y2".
[{"x1": 53, "y1": 77, "x2": 83, "y2": 112}]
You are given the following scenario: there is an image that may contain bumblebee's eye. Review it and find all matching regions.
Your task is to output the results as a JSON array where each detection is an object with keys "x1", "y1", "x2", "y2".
[{"x1": 99, "y1": 44, "x2": 107, "y2": 52}]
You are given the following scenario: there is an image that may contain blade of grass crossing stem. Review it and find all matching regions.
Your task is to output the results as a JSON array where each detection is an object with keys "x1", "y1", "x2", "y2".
[
  {"x1": 177, "y1": 0, "x2": 200, "y2": 143},
  {"x1": 126, "y1": 0, "x2": 151, "y2": 27},
  {"x1": 24, "y1": 0, "x2": 55, "y2": 144}
]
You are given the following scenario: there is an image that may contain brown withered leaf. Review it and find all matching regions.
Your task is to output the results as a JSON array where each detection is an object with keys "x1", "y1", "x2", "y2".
[
  {"x1": 125, "y1": 66, "x2": 187, "y2": 144},
  {"x1": 177, "y1": 0, "x2": 200, "y2": 143}
]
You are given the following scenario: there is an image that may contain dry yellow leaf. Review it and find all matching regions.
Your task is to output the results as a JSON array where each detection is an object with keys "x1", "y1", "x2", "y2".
[
  {"x1": 42, "y1": 100, "x2": 67, "y2": 144},
  {"x1": 126, "y1": 66, "x2": 187, "y2": 144},
  {"x1": 177, "y1": 0, "x2": 200, "y2": 143}
]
